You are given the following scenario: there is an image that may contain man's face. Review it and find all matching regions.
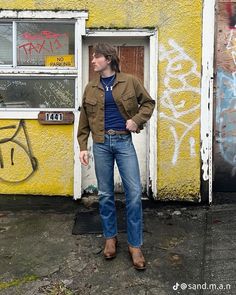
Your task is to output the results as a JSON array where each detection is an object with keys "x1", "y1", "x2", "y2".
[{"x1": 91, "y1": 53, "x2": 111, "y2": 72}]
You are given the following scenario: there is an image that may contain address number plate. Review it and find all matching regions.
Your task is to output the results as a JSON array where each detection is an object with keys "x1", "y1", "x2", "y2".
[
  {"x1": 38, "y1": 111, "x2": 74, "y2": 125},
  {"x1": 45, "y1": 112, "x2": 63, "y2": 121}
]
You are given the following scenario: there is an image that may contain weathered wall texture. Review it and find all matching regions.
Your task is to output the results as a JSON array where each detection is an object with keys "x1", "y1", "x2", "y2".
[
  {"x1": 0, "y1": 0, "x2": 203, "y2": 200},
  {"x1": 0, "y1": 120, "x2": 73, "y2": 195}
]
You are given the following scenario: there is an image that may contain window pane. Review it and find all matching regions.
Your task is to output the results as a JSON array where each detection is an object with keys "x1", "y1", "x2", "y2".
[
  {"x1": 17, "y1": 23, "x2": 75, "y2": 66},
  {"x1": 0, "y1": 78, "x2": 75, "y2": 108},
  {"x1": 0, "y1": 24, "x2": 13, "y2": 65}
]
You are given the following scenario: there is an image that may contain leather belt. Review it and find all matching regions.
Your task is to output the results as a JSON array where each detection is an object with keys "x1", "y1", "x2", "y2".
[{"x1": 105, "y1": 129, "x2": 130, "y2": 135}]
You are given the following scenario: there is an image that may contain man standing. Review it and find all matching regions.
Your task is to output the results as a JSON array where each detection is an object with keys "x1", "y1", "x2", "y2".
[{"x1": 77, "y1": 43, "x2": 155, "y2": 270}]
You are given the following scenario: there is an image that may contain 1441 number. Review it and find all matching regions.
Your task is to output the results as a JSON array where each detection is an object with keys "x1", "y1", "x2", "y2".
[{"x1": 45, "y1": 112, "x2": 63, "y2": 121}]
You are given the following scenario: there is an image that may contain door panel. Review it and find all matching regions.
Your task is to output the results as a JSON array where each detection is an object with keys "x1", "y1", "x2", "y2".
[
  {"x1": 82, "y1": 37, "x2": 149, "y2": 194},
  {"x1": 88, "y1": 45, "x2": 144, "y2": 83}
]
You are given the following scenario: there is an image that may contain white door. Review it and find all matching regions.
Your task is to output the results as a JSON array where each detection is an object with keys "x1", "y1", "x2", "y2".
[{"x1": 81, "y1": 36, "x2": 150, "y2": 196}]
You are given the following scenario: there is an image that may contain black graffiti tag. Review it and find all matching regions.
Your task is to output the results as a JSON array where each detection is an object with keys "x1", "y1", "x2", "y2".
[{"x1": 0, "y1": 120, "x2": 38, "y2": 183}]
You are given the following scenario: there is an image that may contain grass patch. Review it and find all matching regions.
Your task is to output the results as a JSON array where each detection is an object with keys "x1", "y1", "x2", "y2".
[
  {"x1": 39, "y1": 282, "x2": 74, "y2": 295},
  {"x1": 0, "y1": 275, "x2": 39, "y2": 290}
]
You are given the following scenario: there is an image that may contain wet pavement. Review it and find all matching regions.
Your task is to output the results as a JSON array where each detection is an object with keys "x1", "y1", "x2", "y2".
[{"x1": 0, "y1": 195, "x2": 235, "y2": 295}]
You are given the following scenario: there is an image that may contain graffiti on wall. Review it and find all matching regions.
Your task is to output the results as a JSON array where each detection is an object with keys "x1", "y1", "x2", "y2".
[
  {"x1": 0, "y1": 119, "x2": 38, "y2": 183},
  {"x1": 216, "y1": 10, "x2": 236, "y2": 174},
  {"x1": 18, "y1": 30, "x2": 69, "y2": 65},
  {"x1": 226, "y1": 1, "x2": 236, "y2": 29},
  {"x1": 159, "y1": 39, "x2": 201, "y2": 165},
  {"x1": 212, "y1": 2, "x2": 236, "y2": 190},
  {"x1": 216, "y1": 68, "x2": 236, "y2": 176}
]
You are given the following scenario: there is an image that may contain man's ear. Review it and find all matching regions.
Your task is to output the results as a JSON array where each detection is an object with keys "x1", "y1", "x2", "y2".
[{"x1": 106, "y1": 56, "x2": 112, "y2": 64}]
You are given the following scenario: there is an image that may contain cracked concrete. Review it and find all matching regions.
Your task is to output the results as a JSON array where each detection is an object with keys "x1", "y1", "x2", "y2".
[{"x1": 0, "y1": 195, "x2": 235, "y2": 295}]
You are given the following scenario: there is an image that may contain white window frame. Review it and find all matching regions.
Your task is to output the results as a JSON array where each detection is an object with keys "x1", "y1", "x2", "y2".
[{"x1": 0, "y1": 10, "x2": 88, "y2": 118}]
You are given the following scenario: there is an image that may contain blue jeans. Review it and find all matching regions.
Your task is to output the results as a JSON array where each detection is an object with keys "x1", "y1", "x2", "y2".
[{"x1": 92, "y1": 133, "x2": 143, "y2": 247}]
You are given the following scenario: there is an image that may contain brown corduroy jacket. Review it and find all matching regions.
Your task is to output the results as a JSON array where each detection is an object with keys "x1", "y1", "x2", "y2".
[{"x1": 77, "y1": 72, "x2": 156, "y2": 151}]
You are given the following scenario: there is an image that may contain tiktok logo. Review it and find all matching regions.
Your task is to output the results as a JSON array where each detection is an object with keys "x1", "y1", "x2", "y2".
[{"x1": 173, "y1": 282, "x2": 179, "y2": 290}]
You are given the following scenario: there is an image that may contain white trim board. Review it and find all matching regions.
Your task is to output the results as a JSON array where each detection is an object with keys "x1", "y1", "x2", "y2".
[
  {"x1": 0, "y1": 10, "x2": 88, "y2": 19},
  {"x1": 149, "y1": 31, "x2": 158, "y2": 198},
  {"x1": 73, "y1": 19, "x2": 85, "y2": 200},
  {"x1": 200, "y1": 0, "x2": 216, "y2": 204},
  {"x1": 86, "y1": 29, "x2": 156, "y2": 37}
]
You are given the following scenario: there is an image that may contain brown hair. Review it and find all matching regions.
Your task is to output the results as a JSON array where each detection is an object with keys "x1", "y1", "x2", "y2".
[{"x1": 93, "y1": 42, "x2": 120, "y2": 72}]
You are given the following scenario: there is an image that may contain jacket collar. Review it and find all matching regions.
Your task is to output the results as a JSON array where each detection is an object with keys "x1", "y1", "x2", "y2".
[{"x1": 91, "y1": 72, "x2": 126, "y2": 87}]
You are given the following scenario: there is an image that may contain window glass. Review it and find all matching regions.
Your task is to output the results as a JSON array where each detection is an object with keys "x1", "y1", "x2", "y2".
[
  {"x1": 0, "y1": 78, "x2": 75, "y2": 108},
  {"x1": 0, "y1": 24, "x2": 13, "y2": 65},
  {"x1": 17, "y1": 23, "x2": 75, "y2": 66}
]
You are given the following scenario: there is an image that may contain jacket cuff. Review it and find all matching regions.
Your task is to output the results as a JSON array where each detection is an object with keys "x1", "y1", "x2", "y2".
[
  {"x1": 79, "y1": 142, "x2": 88, "y2": 151},
  {"x1": 131, "y1": 115, "x2": 143, "y2": 126}
]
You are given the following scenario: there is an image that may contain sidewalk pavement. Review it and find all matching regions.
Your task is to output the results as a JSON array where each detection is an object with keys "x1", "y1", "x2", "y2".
[{"x1": 0, "y1": 194, "x2": 235, "y2": 295}]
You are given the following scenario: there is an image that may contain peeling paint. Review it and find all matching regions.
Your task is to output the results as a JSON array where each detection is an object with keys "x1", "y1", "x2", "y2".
[{"x1": 200, "y1": 0, "x2": 215, "y2": 203}]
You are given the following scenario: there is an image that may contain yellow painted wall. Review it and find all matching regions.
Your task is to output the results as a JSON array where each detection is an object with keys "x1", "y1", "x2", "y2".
[
  {"x1": 0, "y1": 120, "x2": 73, "y2": 195},
  {"x1": 0, "y1": 0, "x2": 203, "y2": 201}
]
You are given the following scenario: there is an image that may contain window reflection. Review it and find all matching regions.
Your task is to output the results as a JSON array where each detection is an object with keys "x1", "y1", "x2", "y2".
[
  {"x1": 0, "y1": 78, "x2": 75, "y2": 108},
  {"x1": 0, "y1": 24, "x2": 13, "y2": 65},
  {"x1": 17, "y1": 23, "x2": 75, "y2": 66}
]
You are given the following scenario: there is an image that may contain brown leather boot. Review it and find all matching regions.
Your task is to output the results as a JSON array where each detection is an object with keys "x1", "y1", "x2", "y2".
[
  {"x1": 128, "y1": 245, "x2": 146, "y2": 270},
  {"x1": 103, "y1": 236, "x2": 118, "y2": 259}
]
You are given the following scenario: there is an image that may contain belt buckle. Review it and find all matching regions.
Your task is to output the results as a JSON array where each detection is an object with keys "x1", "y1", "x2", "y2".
[{"x1": 107, "y1": 129, "x2": 116, "y2": 135}]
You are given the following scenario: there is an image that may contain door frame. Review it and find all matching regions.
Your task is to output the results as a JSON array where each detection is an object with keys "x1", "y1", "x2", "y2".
[
  {"x1": 75, "y1": 28, "x2": 158, "y2": 199},
  {"x1": 200, "y1": 0, "x2": 216, "y2": 204}
]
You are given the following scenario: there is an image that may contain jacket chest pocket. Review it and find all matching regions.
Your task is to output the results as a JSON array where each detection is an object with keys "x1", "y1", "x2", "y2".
[
  {"x1": 84, "y1": 99, "x2": 98, "y2": 115},
  {"x1": 121, "y1": 92, "x2": 138, "y2": 113}
]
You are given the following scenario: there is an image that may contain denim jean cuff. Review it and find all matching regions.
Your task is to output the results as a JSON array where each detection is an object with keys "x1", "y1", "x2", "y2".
[
  {"x1": 127, "y1": 242, "x2": 143, "y2": 248},
  {"x1": 103, "y1": 233, "x2": 118, "y2": 239}
]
